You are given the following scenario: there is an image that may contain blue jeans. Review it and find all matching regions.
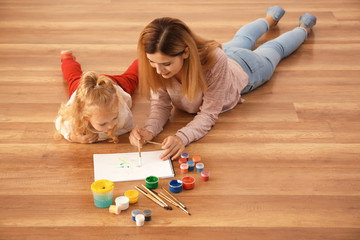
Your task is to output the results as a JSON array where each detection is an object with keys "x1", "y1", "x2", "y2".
[{"x1": 222, "y1": 19, "x2": 308, "y2": 94}]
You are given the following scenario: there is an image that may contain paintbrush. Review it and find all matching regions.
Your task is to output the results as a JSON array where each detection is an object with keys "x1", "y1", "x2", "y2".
[
  {"x1": 134, "y1": 186, "x2": 169, "y2": 210},
  {"x1": 144, "y1": 140, "x2": 163, "y2": 146},
  {"x1": 158, "y1": 192, "x2": 191, "y2": 215},
  {"x1": 161, "y1": 186, "x2": 187, "y2": 209},
  {"x1": 141, "y1": 184, "x2": 172, "y2": 210},
  {"x1": 137, "y1": 140, "x2": 142, "y2": 167}
]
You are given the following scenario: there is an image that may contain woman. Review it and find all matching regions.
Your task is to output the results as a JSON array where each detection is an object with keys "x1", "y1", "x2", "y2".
[{"x1": 129, "y1": 6, "x2": 317, "y2": 160}]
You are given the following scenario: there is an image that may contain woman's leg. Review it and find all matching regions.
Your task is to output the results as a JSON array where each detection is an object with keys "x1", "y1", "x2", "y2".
[
  {"x1": 61, "y1": 51, "x2": 82, "y2": 98},
  {"x1": 241, "y1": 13, "x2": 316, "y2": 94},
  {"x1": 104, "y1": 59, "x2": 139, "y2": 96},
  {"x1": 222, "y1": 19, "x2": 269, "y2": 50},
  {"x1": 222, "y1": 6, "x2": 285, "y2": 50}
]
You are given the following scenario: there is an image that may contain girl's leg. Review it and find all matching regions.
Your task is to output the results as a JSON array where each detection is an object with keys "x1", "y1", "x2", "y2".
[
  {"x1": 61, "y1": 51, "x2": 82, "y2": 99},
  {"x1": 104, "y1": 59, "x2": 139, "y2": 96}
]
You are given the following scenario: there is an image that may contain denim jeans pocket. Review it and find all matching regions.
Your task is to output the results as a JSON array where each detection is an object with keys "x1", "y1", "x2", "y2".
[{"x1": 233, "y1": 49, "x2": 264, "y2": 73}]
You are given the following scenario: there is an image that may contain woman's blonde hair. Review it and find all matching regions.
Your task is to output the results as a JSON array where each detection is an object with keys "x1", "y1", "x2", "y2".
[
  {"x1": 138, "y1": 17, "x2": 221, "y2": 101},
  {"x1": 56, "y1": 71, "x2": 123, "y2": 143}
]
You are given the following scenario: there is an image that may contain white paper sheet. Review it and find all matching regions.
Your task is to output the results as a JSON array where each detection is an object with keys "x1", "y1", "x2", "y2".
[{"x1": 93, "y1": 150, "x2": 175, "y2": 182}]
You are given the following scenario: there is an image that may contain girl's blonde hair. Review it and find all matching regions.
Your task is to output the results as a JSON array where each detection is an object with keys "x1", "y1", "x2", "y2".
[
  {"x1": 56, "y1": 71, "x2": 123, "y2": 143},
  {"x1": 138, "y1": 17, "x2": 221, "y2": 101}
]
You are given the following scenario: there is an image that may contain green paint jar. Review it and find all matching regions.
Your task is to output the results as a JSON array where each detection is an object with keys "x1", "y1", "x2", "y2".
[{"x1": 145, "y1": 176, "x2": 159, "y2": 189}]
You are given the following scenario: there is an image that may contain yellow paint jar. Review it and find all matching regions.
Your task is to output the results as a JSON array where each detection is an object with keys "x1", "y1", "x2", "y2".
[{"x1": 125, "y1": 190, "x2": 139, "y2": 204}]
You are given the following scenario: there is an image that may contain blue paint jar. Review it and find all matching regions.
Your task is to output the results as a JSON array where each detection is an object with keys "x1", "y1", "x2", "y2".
[
  {"x1": 187, "y1": 161, "x2": 195, "y2": 171},
  {"x1": 169, "y1": 179, "x2": 183, "y2": 193},
  {"x1": 196, "y1": 162, "x2": 204, "y2": 173},
  {"x1": 132, "y1": 209, "x2": 141, "y2": 221}
]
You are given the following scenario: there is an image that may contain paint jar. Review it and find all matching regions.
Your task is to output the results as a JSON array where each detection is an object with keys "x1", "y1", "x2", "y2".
[
  {"x1": 181, "y1": 152, "x2": 189, "y2": 161},
  {"x1": 115, "y1": 196, "x2": 129, "y2": 210},
  {"x1": 181, "y1": 176, "x2": 195, "y2": 190},
  {"x1": 108, "y1": 205, "x2": 121, "y2": 215},
  {"x1": 187, "y1": 161, "x2": 195, "y2": 172},
  {"x1": 91, "y1": 179, "x2": 114, "y2": 208},
  {"x1": 169, "y1": 179, "x2": 183, "y2": 193},
  {"x1": 125, "y1": 190, "x2": 139, "y2": 204},
  {"x1": 145, "y1": 176, "x2": 159, "y2": 189},
  {"x1": 178, "y1": 158, "x2": 187, "y2": 166},
  {"x1": 136, "y1": 214, "x2": 145, "y2": 226},
  {"x1": 201, "y1": 170, "x2": 210, "y2": 181},
  {"x1": 132, "y1": 209, "x2": 141, "y2": 221},
  {"x1": 143, "y1": 209, "x2": 152, "y2": 221},
  {"x1": 180, "y1": 163, "x2": 189, "y2": 173},
  {"x1": 192, "y1": 156, "x2": 201, "y2": 166},
  {"x1": 196, "y1": 162, "x2": 204, "y2": 173}
]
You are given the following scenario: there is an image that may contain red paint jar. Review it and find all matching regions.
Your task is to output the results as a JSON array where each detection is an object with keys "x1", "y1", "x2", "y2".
[
  {"x1": 201, "y1": 170, "x2": 210, "y2": 181},
  {"x1": 180, "y1": 163, "x2": 189, "y2": 173},
  {"x1": 181, "y1": 176, "x2": 195, "y2": 190},
  {"x1": 178, "y1": 158, "x2": 187, "y2": 166}
]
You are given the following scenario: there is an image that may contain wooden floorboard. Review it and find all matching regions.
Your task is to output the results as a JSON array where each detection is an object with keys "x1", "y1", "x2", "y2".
[{"x1": 0, "y1": 0, "x2": 359, "y2": 239}]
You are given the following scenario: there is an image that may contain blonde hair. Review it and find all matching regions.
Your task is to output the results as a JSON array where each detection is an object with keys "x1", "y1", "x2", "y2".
[
  {"x1": 138, "y1": 17, "x2": 221, "y2": 101},
  {"x1": 56, "y1": 71, "x2": 123, "y2": 143}
]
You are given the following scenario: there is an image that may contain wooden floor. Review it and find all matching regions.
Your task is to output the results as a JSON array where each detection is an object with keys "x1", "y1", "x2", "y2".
[{"x1": 1, "y1": 0, "x2": 360, "y2": 239}]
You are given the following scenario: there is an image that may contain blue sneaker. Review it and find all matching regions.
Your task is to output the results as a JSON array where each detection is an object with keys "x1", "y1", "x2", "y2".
[
  {"x1": 299, "y1": 13, "x2": 317, "y2": 29},
  {"x1": 267, "y1": 6, "x2": 285, "y2": 22}
]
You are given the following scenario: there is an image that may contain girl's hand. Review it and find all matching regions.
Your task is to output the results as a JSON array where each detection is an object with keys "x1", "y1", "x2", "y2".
[
  {"x1": 159, "y1": 135, "x2": 185, "y2": 161},
  {"x1": 129, "y1": 126, "x2": 154, "y2": 148},
  {"x1": 69, "y1": 133, "x2": 98, "y2": 144}
]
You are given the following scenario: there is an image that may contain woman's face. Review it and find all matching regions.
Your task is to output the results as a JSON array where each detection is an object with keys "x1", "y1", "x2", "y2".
[{"x1": 146, "y1": 50, "x2": 189, "y2": 79}]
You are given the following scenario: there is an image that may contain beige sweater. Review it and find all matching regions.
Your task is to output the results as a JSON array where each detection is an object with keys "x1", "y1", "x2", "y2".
[{"x1": 144, "y1": 48, "x2": 249, "y2": 146}]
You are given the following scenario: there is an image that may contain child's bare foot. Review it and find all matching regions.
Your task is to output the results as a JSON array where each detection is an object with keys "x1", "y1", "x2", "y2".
[{"x1": 61, "y1": 50, "x2": 76, "y2": 62}]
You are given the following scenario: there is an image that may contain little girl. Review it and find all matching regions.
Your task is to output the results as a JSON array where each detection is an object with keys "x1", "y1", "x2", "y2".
[{"x1": 55, "y1": 51, "x2": 138, "y2": 143}]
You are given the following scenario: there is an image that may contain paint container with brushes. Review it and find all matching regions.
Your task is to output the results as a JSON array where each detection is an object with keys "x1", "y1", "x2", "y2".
[{"x1": 145, "y1": 176, "x2": 159, "y2": 189}]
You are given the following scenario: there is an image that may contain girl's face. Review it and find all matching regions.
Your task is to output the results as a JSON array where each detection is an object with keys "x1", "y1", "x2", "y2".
[
  {"x1": 146, "y1": 50, "x2": 189, "y2": 80},
  {"x1": 88, "y1": 107, "x2": 119, "y2": 132}
]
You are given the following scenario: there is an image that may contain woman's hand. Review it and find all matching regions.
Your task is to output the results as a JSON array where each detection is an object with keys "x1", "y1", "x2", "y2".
[
  {"x1": 69, "y1": 132, "x2": 99, "y2": 143},
  {"x1": 129, "y1": 126, "x2": 154, "y2": 148},
  {"x1": 159, "y1": 135, "x2": 185, "y2": 161}
]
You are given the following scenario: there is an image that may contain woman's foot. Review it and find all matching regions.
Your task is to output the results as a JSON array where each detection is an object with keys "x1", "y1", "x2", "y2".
[
  {"x1": 266, "y1": 6, "x2": 285, "y2": 28},
  {"x1": 299, "y1": 13, "x2": 317, "y2": 34},
  {"x1": 61, "y1": 50, "x2": 76, "y2": 62}
]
